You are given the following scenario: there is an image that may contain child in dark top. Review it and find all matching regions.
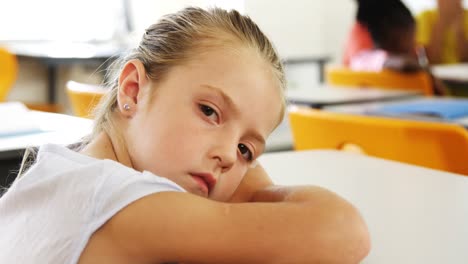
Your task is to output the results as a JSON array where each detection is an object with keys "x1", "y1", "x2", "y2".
[{"x1": 350, "y1": 0, "x2": 447, "y2": 95}]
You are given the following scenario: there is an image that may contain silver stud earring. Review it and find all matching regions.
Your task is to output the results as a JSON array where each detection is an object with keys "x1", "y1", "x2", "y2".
[{"x1": 123, "y1": 103, "x2": 130, "y2": 111}]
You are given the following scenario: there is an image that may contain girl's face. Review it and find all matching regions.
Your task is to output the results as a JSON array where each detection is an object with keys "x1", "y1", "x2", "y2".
[{"x1": 125, "y1": 47, "x2": 283, "y2": 201}]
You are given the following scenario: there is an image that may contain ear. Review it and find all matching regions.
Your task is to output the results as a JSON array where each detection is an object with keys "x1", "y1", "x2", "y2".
[{"x1": 117, "y1": 59, "x2": 149, "y2": 117}]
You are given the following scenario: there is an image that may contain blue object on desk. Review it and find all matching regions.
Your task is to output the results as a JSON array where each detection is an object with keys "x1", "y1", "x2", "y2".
[
  {"x1": 0, "y1": 129, "x2": 44, "y2": 138},
  {"x1": 373, "y1": 99, "x2": 468, "y2": 119}
]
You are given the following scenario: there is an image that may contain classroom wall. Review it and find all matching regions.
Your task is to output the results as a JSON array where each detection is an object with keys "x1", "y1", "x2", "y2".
[
  {"x1": 243, "y1": 0, "x2": 355, "y2": 89},
  {"x1": 244, "y1": 0, "x2": 355, "y2": 63}
]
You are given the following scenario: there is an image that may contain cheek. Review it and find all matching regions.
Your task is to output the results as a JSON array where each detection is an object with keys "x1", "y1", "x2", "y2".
[{"x1": 130, "y1": 119, "x2": 191, "y2": 171}]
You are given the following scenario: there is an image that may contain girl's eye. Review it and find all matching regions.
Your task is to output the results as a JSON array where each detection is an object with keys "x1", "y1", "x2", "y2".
[
  {"x1": 199, "y1": 104, "x2": 219, "y2": 122},
  {"x1": 238, "y1": 143, "x2": 253, "y2": 162}
]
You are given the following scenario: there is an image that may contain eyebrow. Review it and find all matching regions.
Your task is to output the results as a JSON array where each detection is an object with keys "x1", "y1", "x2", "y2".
[{"x1": 200, "y1": 84, "x2": 266, "y2": 147}]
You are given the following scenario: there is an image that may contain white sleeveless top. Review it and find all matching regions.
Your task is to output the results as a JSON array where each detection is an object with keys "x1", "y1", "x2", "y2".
[{"x1": 0, "y1": 144, "x2": 185, "y2": 264}]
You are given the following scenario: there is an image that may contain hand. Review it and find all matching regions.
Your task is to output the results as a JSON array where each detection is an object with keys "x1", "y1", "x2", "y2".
[
  {"x1": 383, "y1": 55, "x2": 422, "y2": 73},
  {"x1": 430, "y1": 75, "x2": 449, "y2": 96},
  {"x1": 438, "y1": 0, "x2": 463, "y2": 27}
]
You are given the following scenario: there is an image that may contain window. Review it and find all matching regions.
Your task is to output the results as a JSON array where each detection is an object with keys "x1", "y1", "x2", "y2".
[
  {"x1": 0, "y1": 0, "x2": 244, "y2": 42},
  {"x1": 0, "y1": 0, "x2": 127, "y2": 42}
]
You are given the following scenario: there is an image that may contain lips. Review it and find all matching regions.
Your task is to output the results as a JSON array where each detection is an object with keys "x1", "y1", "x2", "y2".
[{"x1": 189, "y1": 172, "x2": 217, "y2": 194}]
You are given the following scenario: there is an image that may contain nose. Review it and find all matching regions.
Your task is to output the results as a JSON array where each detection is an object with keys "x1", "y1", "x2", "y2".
[{"x1": 211, "y1": 141, "x2": 237, "y2": 173}]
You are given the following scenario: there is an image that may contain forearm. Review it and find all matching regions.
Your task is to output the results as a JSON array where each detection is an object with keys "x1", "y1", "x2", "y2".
[
  {"x1": 249, "y1": 185, "x2": 371, "y2": 263},
  {"x1": 456, "y1": 38, "x2": 468, "y2": 62},
  {"x1": 229, "y1": 167, "x2": 370, "y2": 263},
  {"x1": 383, "y1": 55, "x2": 422, "y2": 73},
  {"x1": 455, "y1": 19, "x2": 468, "y2": 61},
  {"x1": 426, "y1": 21, "x2": 447, "y2": 63}
]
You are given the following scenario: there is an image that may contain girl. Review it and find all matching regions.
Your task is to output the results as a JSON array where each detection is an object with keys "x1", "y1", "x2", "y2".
[{"x1": 0, "y1": 7, "x2": 370, "y2": 264}]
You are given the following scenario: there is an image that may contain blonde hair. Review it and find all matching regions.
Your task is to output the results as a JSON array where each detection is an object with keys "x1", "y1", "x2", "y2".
[{"x1": 93, "y1": 6, "x2": 286, "y2": 141}]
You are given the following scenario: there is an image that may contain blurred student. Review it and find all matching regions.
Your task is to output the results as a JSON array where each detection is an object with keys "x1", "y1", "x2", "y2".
[
  {"x1": 416, "y1": 0, "x2": 468, "y2": 64},
  {"x1": 349, "y1": 0, "x2": 419, "y2": 72},
  {"x1": 349, "y1": 0, "x2": 447, "y2": 95},
  {"x1": 342, "y1": 0, "x2": 374, "y2": 66}
]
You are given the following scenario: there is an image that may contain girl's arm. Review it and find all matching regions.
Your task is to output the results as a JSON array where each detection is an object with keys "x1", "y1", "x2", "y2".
[
  {"x1": 227, "y1": 164, "x2": 275, "y2": 203},
  {"x1": 99, "y1": 165, "x2": 370, "y2": 264}
]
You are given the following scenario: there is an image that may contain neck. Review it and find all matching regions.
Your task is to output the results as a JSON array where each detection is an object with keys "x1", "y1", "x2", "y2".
[{"x1": 80, "y1": 129, "x2": 134, "y2": 169}]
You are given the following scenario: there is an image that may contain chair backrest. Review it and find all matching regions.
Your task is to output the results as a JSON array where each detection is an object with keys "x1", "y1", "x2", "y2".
[
  {"x1": 0, "y1": 47, "x2": 18, "y2": 101},
  {"x1": 325, "y1": 66, "x2": 434, "y2": 96},
  {"x1": 289, "y1": 107, "x2": 468, "y2": 175},
  {"x1": 66, "y1": 81, "x2": 107, "y2": 118}
]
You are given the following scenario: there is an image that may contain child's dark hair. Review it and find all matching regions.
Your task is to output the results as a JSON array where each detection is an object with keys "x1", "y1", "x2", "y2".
[
  {"x1": 355, "y1": 0, "x2": 373, "y2": 24},
  {"x1": 356, "y1": 0, "x2": 415, "y2": 51}
]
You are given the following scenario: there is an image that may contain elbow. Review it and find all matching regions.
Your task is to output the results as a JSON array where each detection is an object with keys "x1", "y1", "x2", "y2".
[
  {"x1": 351, "y1": 222, "x2": 371, "y2": 263},
  {"x1": 277, "y1": 202, "x2": 372, "y2": 264},
  {"x1": 315, "y1": 194, "x2": 372, "y2": 264},
  {"x1": 336, "y1": 203, "x2": 372, "y2": 264},
  {"x1": 310, "y1": 188, "x2": 372, "y2": 263}
]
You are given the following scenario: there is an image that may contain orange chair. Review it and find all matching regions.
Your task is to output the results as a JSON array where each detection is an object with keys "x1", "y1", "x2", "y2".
[
  {"x1": 325, "y1": 66, "x2": 434, "y2": 96},
  {"x1": 0, "y1": 47, "x2": 18, "y2": 101},
  {"x1": 289, "y1": 107, "x2": 468, "y2": 175},
  {"x1": 66, "y1": 81, "x2": 107, "y2": 118}
]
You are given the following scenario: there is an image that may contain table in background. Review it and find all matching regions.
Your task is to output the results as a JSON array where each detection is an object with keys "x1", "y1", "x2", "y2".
[
  {"x1": 259, "y1": 150, "x2": 468, "y2": 264},
  {"x1": 0, "y1": 110, "x2": 92, "y2": 188},
  {"x1": 286, "y1": 85, "x2": 422, "y2": 109},
  {"x1": 432, "y1": 63, "x2": 468, "y2": 83},
  {"x1": 3, "y1": 41, "x2": 128, "y2": 104},
  {"x1": 282, "y1": 56, "x2": 331, "y2": 83},
  {"x1": 431, "y1": 64, "x2": 468, "y2": 96},
  {"x1": 324, "y1": 97, "x2": 468, "y2": 128},
  {"x1": 266, "y1": 86, "x2": 424, "y2": 152}
]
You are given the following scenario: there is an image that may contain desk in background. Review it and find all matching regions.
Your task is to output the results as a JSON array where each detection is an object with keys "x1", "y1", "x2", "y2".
[
  {"x1": 324, "y1": 97, "x2": 468, "y2": 128},
  {"x1": 282, "y1": 56, "x2": 331, "y2": 83},
  {"x1": 259, "y1": 150, "x2": 468, "y2": 264},
  {"x1": 0, "y1": 108, "x2": 92, "y2": 188},
  {"x1": 432, "y1": 63, "x2": 468, "y2": 83},
  {"x1": 266, "y1": 86, "x2": 424, "y2": 152},
  {"x1": 286, "y1": 85, "x2": 422, "y2": 109},
  {"x1": 431, "y1": 64, "x2": 468, "y2": 96},
  {"x1": 3, "y1": 41, "x2": 128, "y2": 104}
]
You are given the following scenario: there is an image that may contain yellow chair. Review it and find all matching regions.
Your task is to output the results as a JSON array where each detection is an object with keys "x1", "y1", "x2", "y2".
[
  {"x1": 66, "y1": 81, "x2": 107, "y2": 118},
  {"x1": 325, "y1": 66, "x2": 434, "y2": 96},
  {"x1": 0, "y1": 47, "x2": 18, "y2": 101},
  {"x1": 289, "y1": 107, "x2": 468, "y2": 175}
]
